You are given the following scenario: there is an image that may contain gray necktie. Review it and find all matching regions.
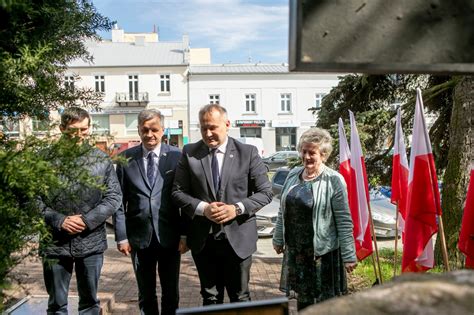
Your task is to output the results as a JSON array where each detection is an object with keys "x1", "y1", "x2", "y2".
[{"x1": 147, "y1": 151, "x2": 156, "y2": 185}]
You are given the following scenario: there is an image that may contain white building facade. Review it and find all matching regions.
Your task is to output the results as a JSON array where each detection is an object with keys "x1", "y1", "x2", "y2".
[
  {"x1": 3, "y1": 28, "x2": 342, "y2": 157},
  {"x1": 65, "y1": 27, "x2": 209, "y2": 153},
  {"x1": 188, "y1": 64, "x2": 341, "y2": 155}
]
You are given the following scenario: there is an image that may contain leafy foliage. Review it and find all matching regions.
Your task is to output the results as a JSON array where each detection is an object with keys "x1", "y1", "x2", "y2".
[
  {"x1": 314, "y1": 74, "x2": 457, "y2": 186},
  {"x1": 0, "y1": 135, "x2": 102, "y2": 303},
  {"x1": 0, "y1": 0, "x2": 113, "y2": 309},
  {"x1": 0, "y1": 0, "x2": 113, "y2": 119}
]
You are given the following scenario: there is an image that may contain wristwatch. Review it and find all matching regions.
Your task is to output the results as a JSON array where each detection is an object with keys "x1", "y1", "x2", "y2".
[{"x1": 234, "y1": 204, "x2": 243, "y2": 216}]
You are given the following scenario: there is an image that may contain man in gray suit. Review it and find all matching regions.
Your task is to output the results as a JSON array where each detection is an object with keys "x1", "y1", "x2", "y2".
[
  {"x1": 113, "y1": 109, "x2": 186, "y2": 315},
  {"x1": 172, "y1": 104, "x2": 272, "y2": 305}
]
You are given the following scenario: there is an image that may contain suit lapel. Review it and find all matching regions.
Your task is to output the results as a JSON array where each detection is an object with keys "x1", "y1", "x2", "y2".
[
  {"x1": 134, "y1": 146, "x2": 152, "y2": 190},
  {"x1": 219, "y1": 138, "x2": 236, "y2": 196},
  {"x1": 199, "y1": 143, "x2": 216, "y2": 199},
  {"x1": 151, "y1": 144, "x2": 169, "y2": 194}
]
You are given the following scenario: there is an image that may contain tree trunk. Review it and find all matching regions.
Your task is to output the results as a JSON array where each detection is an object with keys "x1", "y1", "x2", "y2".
[{"x1": 435, "y1": 76, "x2": 474, "y2": 269}]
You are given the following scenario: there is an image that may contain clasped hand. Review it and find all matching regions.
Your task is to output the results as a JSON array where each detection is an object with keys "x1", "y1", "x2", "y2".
[
  {"x1": 61, "y1": 214, "x2": 86, "y2": 235},
  {"x1": 204, "y1": 202, "x2": 236, "y2": 224}
]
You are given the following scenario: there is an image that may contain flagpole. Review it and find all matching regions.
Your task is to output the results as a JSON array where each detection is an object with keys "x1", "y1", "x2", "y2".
[
  {"x1": 367, "y1": 203, "x2": 383, "y2": 284},
  {"x1": 394, "y1": 204, "x2": 399, "y2": 277},
  {"x1": 369, "y1": 252, "x2": 379, "y2": 285},
  {"x1": 437, "y1": 215, "x2": 450, "y2": 272}
]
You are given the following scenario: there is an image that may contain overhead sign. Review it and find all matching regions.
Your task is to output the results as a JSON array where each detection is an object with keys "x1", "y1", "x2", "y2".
[{"x1": 235, "y1": 120, "x2": 266, "y2": 127}]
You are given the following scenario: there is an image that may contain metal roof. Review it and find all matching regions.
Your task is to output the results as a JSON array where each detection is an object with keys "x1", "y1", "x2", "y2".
[
  {"x1": 189, "y1": 64, "x2": 289, "y2": 74},
  {"x1": 68, "y1": 40, "x2": 187, "y2": 68}
]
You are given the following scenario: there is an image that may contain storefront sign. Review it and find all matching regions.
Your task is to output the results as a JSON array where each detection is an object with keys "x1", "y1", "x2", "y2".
[
  {"x1": 235, "y1": 120, "x2": 265, "y2": 127},
  {"x1": 271, "y1": 120, "x2": 300, "y2": 127}
]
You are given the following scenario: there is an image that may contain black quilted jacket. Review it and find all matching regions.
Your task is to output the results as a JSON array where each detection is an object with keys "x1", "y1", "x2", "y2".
[{"x1": 40, "y1": 148, "x2": 122, "y2": 257}]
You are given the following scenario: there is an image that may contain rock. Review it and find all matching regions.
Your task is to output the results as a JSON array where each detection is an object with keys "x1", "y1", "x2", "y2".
[{"x1": 300, "y1": 270, "x2": 474, "y2": 315}]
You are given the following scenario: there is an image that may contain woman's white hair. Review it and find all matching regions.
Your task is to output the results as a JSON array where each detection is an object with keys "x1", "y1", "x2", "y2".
[{"x1": 297, "y1": 128, "x2": 333, "y2": 162}]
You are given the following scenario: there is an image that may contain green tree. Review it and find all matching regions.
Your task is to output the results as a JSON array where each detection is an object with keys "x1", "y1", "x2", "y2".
[
  {"x1": 437, "y1": 76, "x2": 474, "y2": 269},
  {"x1": 315, "y1": 74, "x2": 472, "y2": 269},
  {"x1": 0, "y1": 0, "x2": 111, "y2": 119},
  {"x1": 0, "y1": 0, "x2": 112, "y2": 309},
  {"x1": 315, "y1": 74, "x2": 456, "y2": 184}
]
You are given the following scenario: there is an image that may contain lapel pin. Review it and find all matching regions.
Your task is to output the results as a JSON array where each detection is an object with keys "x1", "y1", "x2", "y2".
[{"x1": 230, "y1": 154, "x2": 234, "y2": 158}]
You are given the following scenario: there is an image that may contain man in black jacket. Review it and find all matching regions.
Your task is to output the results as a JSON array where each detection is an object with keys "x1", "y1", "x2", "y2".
[
  {"x1": 40, "y1": 107, "x2": 122, "y2": 315},
  {"x1": 172, "y1": 104, "x2": 272, "y2": 305}
]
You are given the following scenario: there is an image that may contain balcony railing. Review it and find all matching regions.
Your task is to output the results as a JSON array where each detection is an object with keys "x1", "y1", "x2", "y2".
[{"x1": 116, "y1": 92, "x2": 149, "y2": 106}]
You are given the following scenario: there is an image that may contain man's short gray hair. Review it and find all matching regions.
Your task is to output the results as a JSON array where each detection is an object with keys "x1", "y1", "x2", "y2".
[
  {"x1": 198, "y1": 104, "x2": 228, "y2": 122},
  {"x1": 137, "y1": 109, "x2": 164, "y2": 127},
  {"x1": 297, "y1": 128, "x2": 333, "y2": 161}
]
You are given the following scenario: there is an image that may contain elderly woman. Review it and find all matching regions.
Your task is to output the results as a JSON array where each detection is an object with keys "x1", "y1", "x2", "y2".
[{"x1": 272, "y1": 128, "x2": 357, "y2": 311}]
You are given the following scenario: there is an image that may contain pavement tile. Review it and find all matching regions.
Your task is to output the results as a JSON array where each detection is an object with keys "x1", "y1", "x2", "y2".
[{"x1": 5, "y1": 246, "x2": 295, "y2": 314}]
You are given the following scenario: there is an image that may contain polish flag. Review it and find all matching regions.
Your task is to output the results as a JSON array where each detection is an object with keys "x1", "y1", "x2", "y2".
[
  {"x1": 338, "y1": 118, "x2": 352, "y2": 188},
  {"x1": 348, "y1": 112, "x2": 373, "y2": 261},
  {"x1": 391, "y1": 108, "x2": 409, "y2": 238},
  {"x1": 458, "y1": 162, "x2": 474, "y2": 268},
  {"x1": 402, "y1": 88, "x2": 442, "y2": 272}
]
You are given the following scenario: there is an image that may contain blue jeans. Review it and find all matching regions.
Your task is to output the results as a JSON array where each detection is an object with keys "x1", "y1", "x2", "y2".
[{"x1": 42, "y1": 253, "x2": 104, "y2": 315}]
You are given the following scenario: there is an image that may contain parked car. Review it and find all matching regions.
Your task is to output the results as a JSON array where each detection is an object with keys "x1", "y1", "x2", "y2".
[
  {"x1": 256, "y1": 167, "x2": 397, "y2": 238},
  {"x1": 235, "y1": 137, "x2": 265, "y2": 157},
  {"x1": 262, "y1": 151, "x2": 299, "y2": 171}
]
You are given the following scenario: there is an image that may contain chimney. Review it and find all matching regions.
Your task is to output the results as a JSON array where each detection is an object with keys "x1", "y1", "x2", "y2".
[
  {"x1": 112, "y1": 25, "x2": 124, "y2": 42},
  {"x1": 183, "y1": 34, "x2": 190, "y2": 64}
]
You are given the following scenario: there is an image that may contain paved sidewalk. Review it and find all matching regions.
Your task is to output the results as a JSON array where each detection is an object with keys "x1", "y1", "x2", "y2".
[{"x1": 6, "y1": 237, "x2": 291, "y2": 314}]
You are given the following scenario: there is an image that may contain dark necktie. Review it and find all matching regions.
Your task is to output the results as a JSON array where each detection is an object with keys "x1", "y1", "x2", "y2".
[
  {"x1": 211, "y1": 148, "x2": 224, "y2": 237},
  {"x1": 211, "y1": 148, "x2": 220, "y2": 193},
  {"x1": 147, "y1": 151, "x2": 156, "y2": 185}
]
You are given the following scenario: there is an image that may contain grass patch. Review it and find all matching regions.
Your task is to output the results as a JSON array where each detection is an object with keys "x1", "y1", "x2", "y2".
[{"x1": 348, "y1": 248, "x2": 444, "y2": 292}]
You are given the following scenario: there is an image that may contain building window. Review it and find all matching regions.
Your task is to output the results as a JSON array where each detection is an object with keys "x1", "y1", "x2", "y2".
[
  {"x1": 64, "y1": 75, "x2": 75, "y2": 90},
  {"x1": 245, "y1": 94, "x2": 256, "y2": 112},
  {"x1": 280, "y1": 93, "x2": 291, "y2": 113},
  {"x1": 160, "y1": 74, "x2": 170, "y2": 93},
  {"x1": 240, "y1": 127, "x2": 261, "y2": 138},
  {"x1": 275, "y1": 127, "x2": 297, "y2": 151},
  {"x1": 32, "y1": 117, "x2": 49, "y2": 134},
  {"x1": 125, "y1": 114, "x2": 138, "y2": 135},
  {"x1": 209, "y1": 94, "x2": 220, "y2": 104},
  {"x1": 1, "y1": 117, "x2": 20, "y2": 137},
  {"x1": 92, "y1": 115, "x2": 110, "y2": 135},
  {"x1": 315, "y1": 93, "x2": 327, "y2": 109},
  {"x1": 128, "y1": 75, "x2": 139, "y2": 100},
  {"x1": 94, "y1": 75, "x2": 105, "y2": 93}
]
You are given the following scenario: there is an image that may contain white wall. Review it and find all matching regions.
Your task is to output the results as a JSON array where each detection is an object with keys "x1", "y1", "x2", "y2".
[
  {"x1": 189, "y1": 72, "x2": 340, "y2": 155},
  {"x1": 68, "y1": 65, "x2": 189, "y2": 142}
]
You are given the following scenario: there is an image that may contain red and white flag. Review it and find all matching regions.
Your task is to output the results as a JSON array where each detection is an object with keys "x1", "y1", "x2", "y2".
[
  {"x1": 458, "y1": 162, "x2": 474, "y2": 268},
  {"x1": 402, "y1": 88, "x2": 442, "y2": 272},
  {"x1": 348, "y1": 111, "x2": 373, "y2": 261},
  {"x1": 391, "y1": 108, "x2": 409, "y2": 238},
  {"x1": 338, "y1": 118, "x2": 352, "y2": 187}
]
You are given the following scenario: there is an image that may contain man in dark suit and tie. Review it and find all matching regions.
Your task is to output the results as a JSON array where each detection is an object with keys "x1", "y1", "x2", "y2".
[
  {"x1": 172, "y1": 104, "x2": 272, "y2": 305},
  {"x1": 113, "y1": 109, "x2": 186, "y2": 315}
]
